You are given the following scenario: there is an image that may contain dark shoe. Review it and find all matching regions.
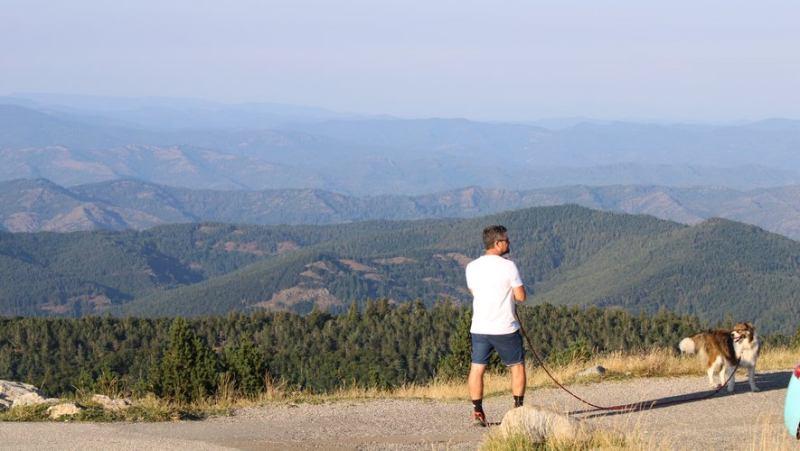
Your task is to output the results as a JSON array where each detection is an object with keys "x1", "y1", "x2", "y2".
[{"x1": 473, "y1": 411, "x2": 488, "y2": 427}]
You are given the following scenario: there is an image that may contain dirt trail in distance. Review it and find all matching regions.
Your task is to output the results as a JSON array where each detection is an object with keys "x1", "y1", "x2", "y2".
[{"x1": 0, "y1": 370, "x2": 795, "y2": 450}]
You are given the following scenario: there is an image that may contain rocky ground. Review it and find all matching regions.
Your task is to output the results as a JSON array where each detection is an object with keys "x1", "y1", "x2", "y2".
[{"x1": 0, "y1": 370, "x2": 796, "y2": 450}]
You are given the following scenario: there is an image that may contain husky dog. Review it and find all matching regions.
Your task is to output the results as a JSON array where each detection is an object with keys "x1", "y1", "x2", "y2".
[{"x1": 679, "y1": 322, "x2": 760, "y2": 392}]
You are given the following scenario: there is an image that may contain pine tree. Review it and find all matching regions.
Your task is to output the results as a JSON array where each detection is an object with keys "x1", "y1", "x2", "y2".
[
  {"x1": 150, "y1": 317, "x2": 220, "y2": 404},
  {"x1": 224, "y1": 335, "x2": 267, "y2": 396},
  {"x1": 437, "y1": 309, "x2": 472, "y2": 381}
]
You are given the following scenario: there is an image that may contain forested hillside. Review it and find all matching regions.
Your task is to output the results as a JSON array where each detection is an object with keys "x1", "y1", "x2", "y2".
[
  {"x1": 533, "y1": 218, "x2": 800, "y2": 333},
  {"x1": 1, "y1": 205, "x2": 799, "y2": 333},
  {"x1": 110, "y1": 206, "x2": 686, "y2": 317},
  {"x1": 0, "y1": 220, "x2": 420, "y2": 316},
  {"x1": 119, "y1": 206, "x2": 800, "y2": 334}
]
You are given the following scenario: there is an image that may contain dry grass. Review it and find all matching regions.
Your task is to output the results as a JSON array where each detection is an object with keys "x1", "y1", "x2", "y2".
[
  {"x1": 4, "y1": 346, "x2": 794, "y2": 425},
  {"x1": 74, "y1": 346, "x2": 800, "y2": 410},
  {"x1": 324, "y1": 345, "x2": 795, "y2": 402},
  {"x1": 755, "y1": 346, "x2": 800, "y2": 370},
  {"x1": 212, "y1": 346, "x2": 796, "y2": 450},
  {"x1": 478, "y1": 405, "x2": 796, "y2": 451},
  {"x1": 749, "y1": 415, "x2": 798, "y2": 451},
  {"x1": 0, "y1": 393, "x2": 218, "y2": 422},
  {"x1": 479, "y1": 415, "x2": 797, "y2": 451},
  {"x1": 480, "y1": 430, "x2": 633, "y2": 450},
  {"x1": 478, "y1": 421, "x2": 795, "y2": 451},
  {"x1": 479, "y1": 413, "x2": 673, "y2": 451},
  {"x1": 470, "y1": 347, "x2": 796, "y2": 451}
]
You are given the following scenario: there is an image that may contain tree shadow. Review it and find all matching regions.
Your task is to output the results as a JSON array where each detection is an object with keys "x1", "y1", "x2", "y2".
[{"x1": 570, "y1": 370, "x2": 791, "y2": 420}]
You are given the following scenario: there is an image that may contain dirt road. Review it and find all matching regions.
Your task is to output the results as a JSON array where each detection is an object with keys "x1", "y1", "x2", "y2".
[{"x1": 0, "y1": 370, "x2": 795, "y2": 450}]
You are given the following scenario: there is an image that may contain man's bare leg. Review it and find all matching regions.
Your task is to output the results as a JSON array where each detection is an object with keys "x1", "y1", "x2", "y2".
[
  {"x1": 468, "y1": 363, "x2": 488, "y2": 425},
  {"x1": 469, "y1": 363, "x2": 486, "y2": 400},
  {"x1": 510, "y1": 362, "x2": 526, "y2": 395},
  {"x1": 510, "y1": 362, "x2": 526, "y2": 407}
]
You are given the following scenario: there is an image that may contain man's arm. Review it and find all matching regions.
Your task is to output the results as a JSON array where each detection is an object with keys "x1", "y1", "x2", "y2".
[{"x1": 513, "y1": 285, "x2": 526, "y2": 302}]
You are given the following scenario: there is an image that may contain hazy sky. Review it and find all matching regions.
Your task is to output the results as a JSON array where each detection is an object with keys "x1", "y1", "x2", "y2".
[{"x1": 3, "y1": 0, "x2": 799, "y2": 122}]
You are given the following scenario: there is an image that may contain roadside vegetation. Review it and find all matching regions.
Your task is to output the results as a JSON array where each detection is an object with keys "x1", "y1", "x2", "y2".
[
  {"x1": 2, "y1": 345, "x2": 794, "y2": 421},
  {"x1": 1, "y1": 302, "x2": 797, "y2": 444},
  {"x1": 4, "y1": 345, "x2": 795, "y2": 451}
]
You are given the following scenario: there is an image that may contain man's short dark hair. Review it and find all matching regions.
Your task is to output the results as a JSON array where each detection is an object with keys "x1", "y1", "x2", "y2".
[{"x1": 483, "y1": 225, "x2": 508, "y2": 250}]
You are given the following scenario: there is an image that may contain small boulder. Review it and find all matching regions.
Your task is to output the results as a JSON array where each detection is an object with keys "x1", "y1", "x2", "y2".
[
  {"x1": 578, "y1": 365, "x2": 606, "y2": 377},
  {"x1": 47, "y1": 403, "x2": 83, "y2": 419},
  {"x1": 91, "y1": 394, "x2": 132, "y2": 411},
  {"x1": 12, "y1": 392, "x2": 47, "y2": 408},
  {"x1": 498, "y1": 405, "x2": 588, "y2": 443}
]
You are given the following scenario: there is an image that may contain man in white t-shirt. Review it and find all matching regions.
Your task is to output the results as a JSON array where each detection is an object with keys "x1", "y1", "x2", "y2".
[{"x1": 465, "y1": 225, "x2": 526, "y2": 427}]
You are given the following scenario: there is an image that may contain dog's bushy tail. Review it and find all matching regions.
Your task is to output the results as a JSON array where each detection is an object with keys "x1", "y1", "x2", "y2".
[{"x1": 679, "y1": 337, "x2": 696, "y2": 354}]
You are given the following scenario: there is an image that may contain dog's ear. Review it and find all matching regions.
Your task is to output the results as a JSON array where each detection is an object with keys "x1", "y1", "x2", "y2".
[{"x1": 745, "y1": 322, "x2": 754, "y2": 329}]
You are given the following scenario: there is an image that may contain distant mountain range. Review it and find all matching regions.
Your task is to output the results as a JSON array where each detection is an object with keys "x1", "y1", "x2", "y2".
[
  {"x1": 5, "y1": 178, "x2": 800, "y2": 241},
  {"x1": 1, "y1": 205, "x2": 798, "y2": 334},
  {"x1": 2, "y1": 95, "x2": 799, "y2": 334},
  {"x1": 2, "y1": 96, "x2": 799, "y2": 195}
]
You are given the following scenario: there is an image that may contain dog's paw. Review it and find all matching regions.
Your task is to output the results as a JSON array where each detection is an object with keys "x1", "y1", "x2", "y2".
[{"x1": 751, "y1": 387, "x2": 760, "y2": 393}]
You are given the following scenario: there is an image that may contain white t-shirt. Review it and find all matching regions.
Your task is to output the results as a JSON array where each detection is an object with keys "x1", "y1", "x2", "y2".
[{"x1": 466, "y1": 255, "x2": 524, "y2": 335}]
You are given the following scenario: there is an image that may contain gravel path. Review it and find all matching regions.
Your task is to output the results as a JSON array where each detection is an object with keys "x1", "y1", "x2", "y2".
[{"x1": 1, "y1": 370, "x2": 795, "y2": 450}]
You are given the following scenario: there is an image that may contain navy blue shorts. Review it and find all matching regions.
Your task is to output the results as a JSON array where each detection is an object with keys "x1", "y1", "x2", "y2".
[{"x1": 471, "y1": 331, "x2": 524, "y2": 366}]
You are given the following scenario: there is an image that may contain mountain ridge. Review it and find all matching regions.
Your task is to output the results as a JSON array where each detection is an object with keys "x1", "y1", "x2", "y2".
[
  {"x1": 5, "y1": 178, "x2": 800, "y2": 240},
  {"x1": 3, "y1": 102, "x2": 799, "y2": 194}
]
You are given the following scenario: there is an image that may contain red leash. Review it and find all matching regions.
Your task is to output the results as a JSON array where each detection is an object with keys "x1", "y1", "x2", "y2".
[{"x1": 515, "y1": 310, "x2": 740, "y2": 412}]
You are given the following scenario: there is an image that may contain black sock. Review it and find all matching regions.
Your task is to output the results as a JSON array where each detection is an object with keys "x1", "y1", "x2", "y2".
[
  {"x1": 514, "y1": 395, "x2": 524, "y2": 407},
  {"x1": 472, "y1": 399, "x2": 484, "y2": 413}
]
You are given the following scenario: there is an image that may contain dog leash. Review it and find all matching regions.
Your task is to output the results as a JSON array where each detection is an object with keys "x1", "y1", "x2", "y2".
[{"x1": 514, "y1": 310, "x2": 741, "y2": 412}]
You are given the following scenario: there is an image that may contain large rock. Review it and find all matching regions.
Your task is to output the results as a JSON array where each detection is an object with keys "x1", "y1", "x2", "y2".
[
  {"x1": 91, "y1": 394, "x2": 132, "y2": 411},
  {"x1": 0, "y1": 380, "x2": 58, "y2": 410},
  {"x1": 497, "y1": 405, "x2": 588, "y2": 443},
  {"x1": 47, "y1": 403, "x2": 83, "y2": 419},
  {"x1": 1, "y1": 381, "x2": 37, "y2": 409},
  {"x1": 578, "y1": 365, "x2": 606, "y2": 377}
]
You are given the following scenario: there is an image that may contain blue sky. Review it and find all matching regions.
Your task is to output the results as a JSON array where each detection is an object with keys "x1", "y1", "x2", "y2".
[{"x1": 3, "y1": 0, "x2": 799, "y2": 122}]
